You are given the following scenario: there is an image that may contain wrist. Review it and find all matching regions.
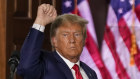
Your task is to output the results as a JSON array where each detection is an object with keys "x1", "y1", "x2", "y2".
[{"x1": 34, "y1": 18, "x2": 47, "y2": 26}]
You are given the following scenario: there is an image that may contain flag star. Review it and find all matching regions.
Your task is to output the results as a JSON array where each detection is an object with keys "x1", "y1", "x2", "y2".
[
  {"x1": 120, "y1": 0, "x2": 125, "y2": 2},
  {"x1": 64, "y1": 0, "x2": 72, "y2": 8},
  {"x1": 129, "y1": 0, "x2": 133, "y2": 5},
  {"x1": 118, "y1": 8, "x2": 123, "y2": 14}
]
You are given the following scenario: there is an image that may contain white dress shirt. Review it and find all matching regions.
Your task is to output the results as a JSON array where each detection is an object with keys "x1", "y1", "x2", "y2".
[
  {"x1": 32, "y1": 24, "x2": 45, "y2": 32},
  {"x1": 56, "y1": 51, "x2": 89, "y2": 79},
  {"x1": 32, "y1": 24, "x2": 89, "y2": 79}
]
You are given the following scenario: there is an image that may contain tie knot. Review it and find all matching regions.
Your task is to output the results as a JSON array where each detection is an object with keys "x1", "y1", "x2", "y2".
[
  {"x1": 72, "y1": 64, "x2": 79, "y2": 71},
  {"x1": 72, "y1": 64, "x2": 83, "y2": 79}
]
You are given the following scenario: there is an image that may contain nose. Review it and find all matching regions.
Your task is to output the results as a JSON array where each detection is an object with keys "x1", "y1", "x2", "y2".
[{"x1": 69, "y1": 34, "x2": 75, "y2": 43}]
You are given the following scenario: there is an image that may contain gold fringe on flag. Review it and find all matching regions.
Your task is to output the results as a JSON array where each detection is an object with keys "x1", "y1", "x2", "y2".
[{"x1": 130, "y1": 0, "x2": 137, "y2": 66}]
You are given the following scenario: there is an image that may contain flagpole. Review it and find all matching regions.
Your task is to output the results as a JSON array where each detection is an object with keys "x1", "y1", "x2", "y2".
[{"x1": 74, "y1": 0, "x2": 78, "y2": 14}]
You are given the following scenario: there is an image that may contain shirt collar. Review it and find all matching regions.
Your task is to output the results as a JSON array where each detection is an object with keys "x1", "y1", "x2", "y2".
[{"x1": 56, "y1": 50, "x2": 80, "y2": 69}]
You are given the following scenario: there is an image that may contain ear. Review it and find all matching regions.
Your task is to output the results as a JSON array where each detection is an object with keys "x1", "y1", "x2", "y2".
[
  {"x1": 51, "y1": 37, "x2": 57, "y2": 48},
  {"x1": 82, "y1": 39, "x2": 86, "y2": 46}
]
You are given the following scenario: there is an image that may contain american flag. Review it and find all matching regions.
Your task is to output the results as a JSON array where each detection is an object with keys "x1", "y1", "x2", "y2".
[
  {"x1": 62, "y1": 0, "x2": 140, "y2": 79},
  {"x1": 101, "y1": 0, "x2": 140, "y2": 79}
]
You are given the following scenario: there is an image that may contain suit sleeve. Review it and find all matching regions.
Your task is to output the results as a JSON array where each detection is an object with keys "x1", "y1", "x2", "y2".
[{"x1": 17, "y1": 28, "x2": 45, "y2": 79}]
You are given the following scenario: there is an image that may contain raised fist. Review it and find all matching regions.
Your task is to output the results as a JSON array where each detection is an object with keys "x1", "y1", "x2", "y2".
[{"x1": 34, "y1": 4, "x2": 57, "y2": 26}]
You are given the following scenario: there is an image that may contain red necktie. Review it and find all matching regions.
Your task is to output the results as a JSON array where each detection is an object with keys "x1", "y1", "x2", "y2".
[{"x1": 72, "y1": 64, "x2": 83, "y2": 79}]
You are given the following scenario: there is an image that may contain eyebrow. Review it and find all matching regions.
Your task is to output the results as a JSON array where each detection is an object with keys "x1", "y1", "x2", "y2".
[{"x1": 61, "y1": 31, "x2": 82, "y2": 33}]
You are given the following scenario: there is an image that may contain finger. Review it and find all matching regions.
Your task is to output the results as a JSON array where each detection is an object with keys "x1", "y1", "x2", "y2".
[
  {"x1": 47, "y1": 5, "x2": 55, "y2": 16},
  {"x1": 38, "y1": 4, "x2": 45, "y2": 12},
  {"x1": 42, "y1": 4, "x2": 50, "y2": 14},
  {"x1": 39, "y1": 4, "x2": 49, "y2": 14},
  {"x1": 50, "y1": 8, "x2": 56, "y2": 16},
  {"x1": 52, "y1": 9, "x2": 57, "y2": 17},
  {"x1": 44, "y1": 4, "x2": 50, "y2": 13}
]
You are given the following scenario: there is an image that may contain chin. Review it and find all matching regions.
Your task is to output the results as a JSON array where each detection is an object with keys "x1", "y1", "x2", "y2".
[{"x1": 69, "y1": 52, "x2": 80, "y2": 57}]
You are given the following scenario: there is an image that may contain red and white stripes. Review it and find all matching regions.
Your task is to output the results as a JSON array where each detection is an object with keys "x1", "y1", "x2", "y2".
[
  {"x1": 101, "y1": 4, "x2": 140, "y2": 79},
  {"x1": 78, "y1": 0, "x2": 112, "y2": 79}
]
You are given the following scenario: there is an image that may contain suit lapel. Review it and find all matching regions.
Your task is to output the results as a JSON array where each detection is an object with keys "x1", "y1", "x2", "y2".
[
  {"x1": 53, "y1": 51, "x2": 74, "y2": 79},
  {"x1": 80, "y1": 62, "x2": 93, "y2": 79}
]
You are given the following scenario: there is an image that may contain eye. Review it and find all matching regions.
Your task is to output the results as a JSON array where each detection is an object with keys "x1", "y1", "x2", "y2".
[
  {"x1": 74, "y1": 33, "x2": 81, "y2": 37},
  {"x1": 62, "y1": 33, "x2": 68, "y2": 37}
]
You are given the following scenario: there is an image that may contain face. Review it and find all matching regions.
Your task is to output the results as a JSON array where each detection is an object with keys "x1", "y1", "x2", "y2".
[{"x1": 52, "y1": 23, "x2": 85, "y2": 62}]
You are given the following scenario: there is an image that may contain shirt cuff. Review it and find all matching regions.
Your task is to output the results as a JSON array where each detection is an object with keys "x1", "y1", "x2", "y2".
[{"x1": 32, "y1": 24, "x2": 45, "y2": 32}]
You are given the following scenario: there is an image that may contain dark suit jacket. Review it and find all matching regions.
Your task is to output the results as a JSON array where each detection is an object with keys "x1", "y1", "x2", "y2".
[{"x1": 17, "y1": 28, "x2": 97, "y2": 79}]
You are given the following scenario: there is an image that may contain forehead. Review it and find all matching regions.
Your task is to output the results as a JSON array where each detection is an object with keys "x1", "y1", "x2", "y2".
[{"x1": 57, "y1": 23, "x2": 83, "y2": 32}]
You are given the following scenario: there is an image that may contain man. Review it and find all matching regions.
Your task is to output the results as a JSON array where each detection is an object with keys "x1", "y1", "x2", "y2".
[{"x1": 17, "y1": 4, "x2": 97, "y2": 79}]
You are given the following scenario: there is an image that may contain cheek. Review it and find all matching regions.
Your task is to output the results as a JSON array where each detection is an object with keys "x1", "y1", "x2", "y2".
[
  {"x1": 76, "y1": 40, "x2": 84, "y2": 50},
  {"x1": 77, "y1": 38, "x2": 85, "y2": 45},
  {"x1": 57, "y1": 37, "x2": 69, "y2": 46}
]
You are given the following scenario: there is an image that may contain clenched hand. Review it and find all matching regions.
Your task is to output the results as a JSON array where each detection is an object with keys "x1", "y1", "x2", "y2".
[{"x1": 34, "y1": 4, "x2": 57, "y2": 26}]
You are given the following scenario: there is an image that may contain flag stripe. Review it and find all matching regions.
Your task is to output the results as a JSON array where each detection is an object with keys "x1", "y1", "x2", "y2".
[
  {"x1": 118, "y1": 17, "x2": 140, "y2": 71},
  {"x1": 78, "y1": 0, "x2": 97, "y2": 43},
  {"x1": 101, "y1": 0, "x2": 140, "y2": 79},
  {"x1": 101, "y1": 40, "x2": 119, "y2": 79},
  {"x1": 80, "y1": 47, "x2": 103, "y2": 79},
  {"x1": 101, "y1": 6, "x2": 119, "y2": 79},
  {"x1": 77, "y1": 0, "x2": 112, "y2": 79},
  {"x1": 86, "y1": 31, "x2": 112, "y2": 79},
  {"x1": 105, "y1": 6, "x2": 135, "y2": 78},
  {"x1": 135, "y1": 4, "x2": 140, "y2": 22},
  {"x1": 104, "y1": 25, "x2": 130, "y2": 79}
]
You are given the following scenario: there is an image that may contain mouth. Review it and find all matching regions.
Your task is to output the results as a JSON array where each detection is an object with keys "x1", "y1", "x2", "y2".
[{"x1": 70, "y1": 47, "x2": 76, "y2": 49}]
